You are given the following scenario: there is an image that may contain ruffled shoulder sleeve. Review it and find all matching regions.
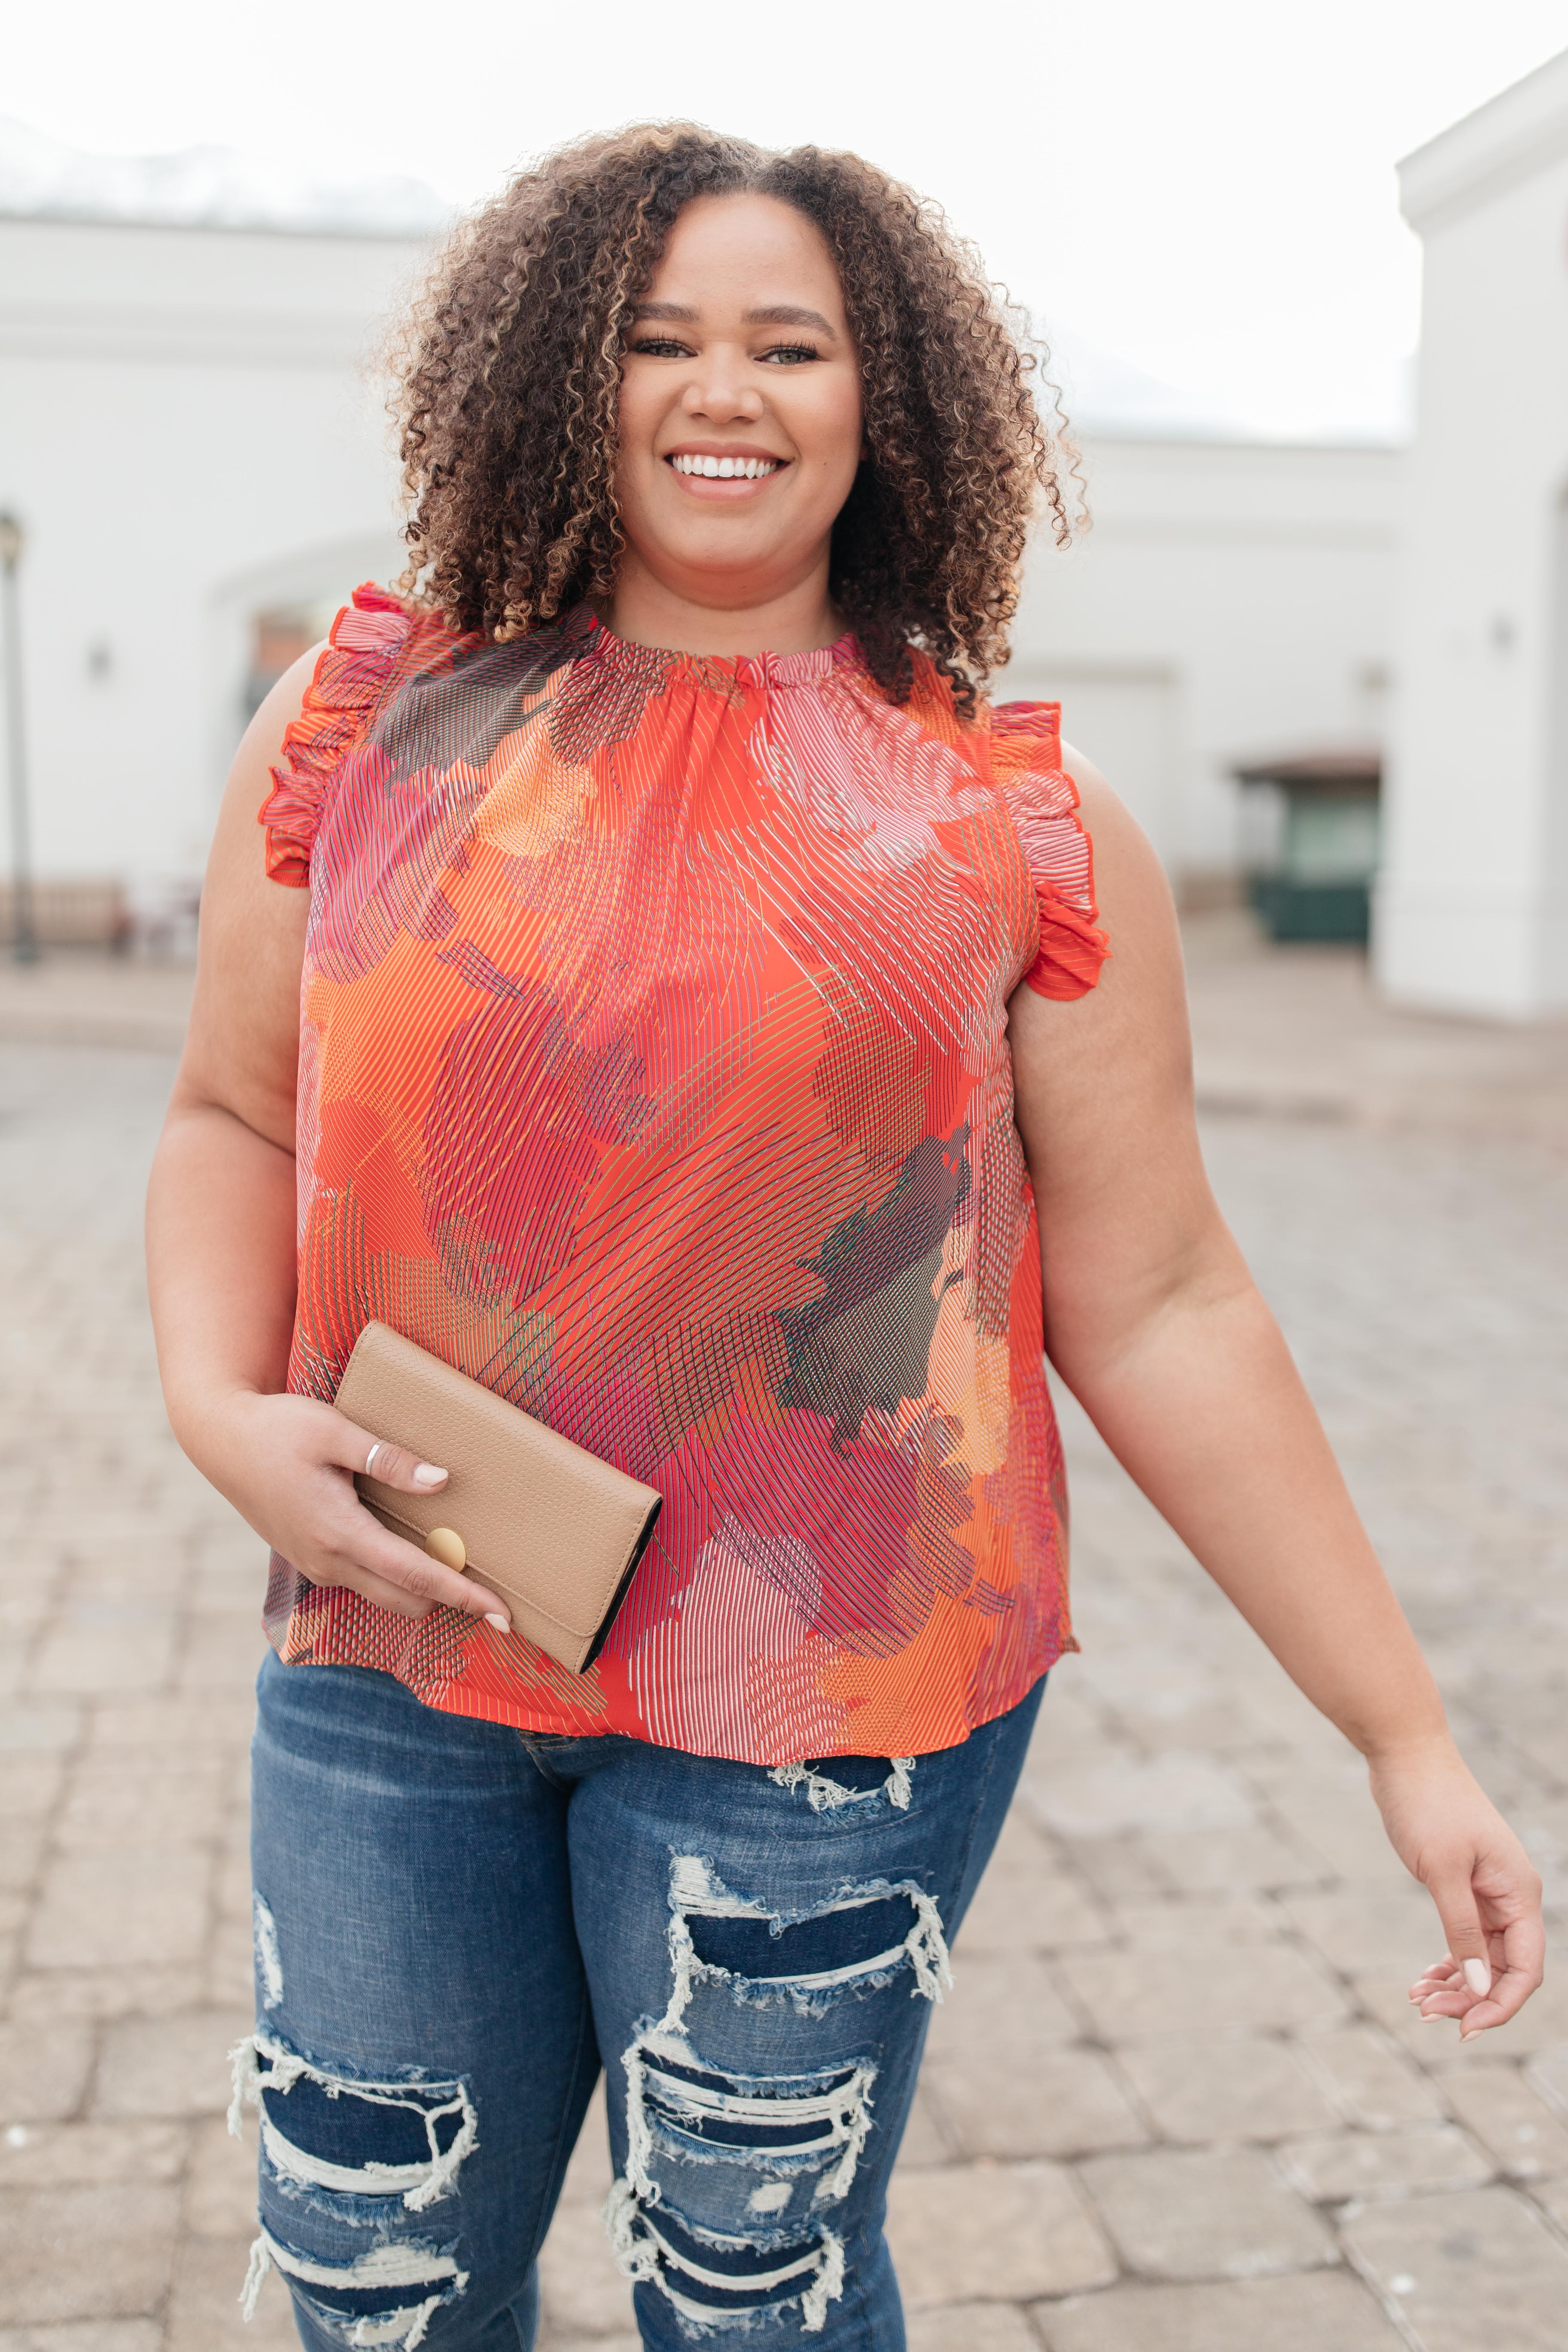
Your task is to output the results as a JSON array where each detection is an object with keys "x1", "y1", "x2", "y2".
[
  {"x1": 257, "y1": 584, "x2": 419, "y2": 887},
  {"x1": 989, "y1": 699, "x2": 1110, "y2": 1000}
]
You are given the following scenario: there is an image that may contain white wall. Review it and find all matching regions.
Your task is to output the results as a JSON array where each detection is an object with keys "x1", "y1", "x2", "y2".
[
  {"x1": 0, "y1": 216, "x2": 426, "y2": 910},
  {"x1": 1376, "y1": 49, "x2": 1568, "y2": 1017},
  {"x1": 1006, "y1": 435, "x2": 1400, "y2": 883}
]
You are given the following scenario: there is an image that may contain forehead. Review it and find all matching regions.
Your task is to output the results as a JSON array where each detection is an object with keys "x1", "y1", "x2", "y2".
[{"x1": 642, "y1": 194, "x2": 846, "y2": 319}]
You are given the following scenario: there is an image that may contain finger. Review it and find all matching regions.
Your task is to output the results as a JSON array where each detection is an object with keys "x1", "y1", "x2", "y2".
[
  {"x1": 306, "y1": 1499, "x2": 512, "y2": 1630},
  {"x1": 298, "y1": 1543, "x2": 510, "y2": 1637},
  {"x1": 350, "y1": 1519, "x2": 513, "y2": 1628},
  {"x1": 327, "y1": 1413, "x2": 448, "y2": 1495},
  {"x1": 1409, "y1": 1956, "x2": 1459, "y2": 2002},
  {"x1": 1425, "y1": 1872, "x2": 1495, "y2": 2007},
  {"x1": 1458, "y1": 1914, "x2": 1546, "y2": 2038},
  {"x1": 1418, "y1": 1989, "x2": 1471, "y2": 2022},
  {"x1": 1417, "y1": 1962, "x2": 1485, "y2": 2020},
  {"x1": 316, "y1": 1414, "x2": 508, "y2": 1625},
  {"x1": 296, "y1": 1555, "x2": 435, "y2": 1620},
  {"x1": 1448, "y1": 1974, "x2": 1530, "y2": 2034}
]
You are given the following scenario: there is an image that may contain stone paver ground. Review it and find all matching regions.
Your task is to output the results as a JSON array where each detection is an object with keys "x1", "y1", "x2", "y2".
[{"x1": 1, "y1": 922, "x2": 1565, "y2": 2349}]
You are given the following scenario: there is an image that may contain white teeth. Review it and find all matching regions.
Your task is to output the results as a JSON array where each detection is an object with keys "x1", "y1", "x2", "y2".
[{"x1": 670, "y1": 454, "x2": 778, "y2": 479}]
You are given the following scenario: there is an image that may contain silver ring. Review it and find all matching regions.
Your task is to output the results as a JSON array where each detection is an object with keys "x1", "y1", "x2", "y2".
[{"x1": 364, "y1": 1441, "x2": 387, "y2": 1479}]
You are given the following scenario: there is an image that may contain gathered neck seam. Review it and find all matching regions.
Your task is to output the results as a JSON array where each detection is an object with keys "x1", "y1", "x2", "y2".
[{"x1": 571, "y1": 609, "x2": 863, "y2": 693}]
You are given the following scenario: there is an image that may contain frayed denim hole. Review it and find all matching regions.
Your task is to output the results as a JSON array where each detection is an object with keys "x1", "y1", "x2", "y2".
[
  {"x1": 286, "y1": 2283, "x2": 452, "y2": 2352},
  {"x1": 610, "y1": 2182, "x2": 847, "y2": 2336},
  {"x1": 283, "y1": 2275, "x2": 451, "y2": 2321},
  {"x1": 258, "y1": 2170, "x2": 432, "y2": 2234},
  {"x1": 768, "y1": 1756, "x2": 916, "y2": 1813},
  {"x1": 253, "y1": 1893, "x2": 284, "y2": 2009},
  {"x1": 240, "y1": 2218, "x2": 469, "y2": 2343},
  {"x1": 645, "y1": 2105, "x2": 846, "y2": 2159},
  {"x1": 641, "y1": 2203, "x2": 820, "y2": 2300},
  {"x1": 650, "y1": 2054, "x2": 854, "y2": 2098},
  {"x1": 821, "y1": 1756, "x2": 898, "y2": 1795},
  {"x1": 646, "y1": 2114, "x2": 831, "y2": 2164},
  {"x1": 644, "y1": 2059, "x2": 864, "y2": 2157},
  {"x1": 686, "y1": 1896, "x2": 913, "y2": 1979},
  {"x1": 609, "y1": 2041, "x2": 868, "y2": 2332},
  {"x1": 259, "y1": 2078, "x2": 466, "y2": 2172},
  {"x1": 231, "y1": 2033, "x2": 478, "y2": 2216}
]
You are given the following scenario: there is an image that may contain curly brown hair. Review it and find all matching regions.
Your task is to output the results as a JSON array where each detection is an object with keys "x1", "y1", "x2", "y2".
[{"x1": 391, "y1": 123, "x2": 1074, "y2": 710}]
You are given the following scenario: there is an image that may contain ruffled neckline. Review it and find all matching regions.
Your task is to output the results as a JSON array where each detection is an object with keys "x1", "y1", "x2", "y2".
[{"x1": 571, "y1": 607, "x2": 861, "y2": 691}]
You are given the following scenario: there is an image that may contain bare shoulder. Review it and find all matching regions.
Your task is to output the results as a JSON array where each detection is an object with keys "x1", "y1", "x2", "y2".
[
  {"x1": 1002, "y1": 737, "x2": 1194, "y2": 1184},
  {"x1": 1020, "y1": 737, "x2": 1189, "y2": 1034},
  {"x1": 1058, "y1": 739, "x2": 1178, "y2": 939},
  {"x1": 177, "y1": 643, "x2": 328, "y2": 1148},
  {"x1": 216, "y1": 642, "x2": 330, "y2": 846}
]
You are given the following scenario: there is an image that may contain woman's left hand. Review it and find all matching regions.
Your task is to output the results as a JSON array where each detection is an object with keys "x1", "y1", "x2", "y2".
[{"x1": 1367, "y1": 1737, "x2": 1545, "y2": 2039}]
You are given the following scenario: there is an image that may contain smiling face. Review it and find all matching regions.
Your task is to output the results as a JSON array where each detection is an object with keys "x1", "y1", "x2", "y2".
[{"x1": 611, "y1": 192, "x2": 865, "y2": 645}]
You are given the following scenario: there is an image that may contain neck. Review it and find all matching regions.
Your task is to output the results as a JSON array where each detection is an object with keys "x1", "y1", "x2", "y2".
[{"x1": 603, "y1": 553, "x2": 841, "y2": 659}]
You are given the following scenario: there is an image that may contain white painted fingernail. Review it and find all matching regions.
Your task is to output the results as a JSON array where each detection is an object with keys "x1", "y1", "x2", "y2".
[
  {"x1": 484, "y1": 1613, "x2": 510, "y2": 1633},
  {"x1": 1463, "y1": 1958, "x2": 1491, "y2": 1997},
  {"x1": 413, "y1": 1464, "x2": 447, "y2": 1488}
]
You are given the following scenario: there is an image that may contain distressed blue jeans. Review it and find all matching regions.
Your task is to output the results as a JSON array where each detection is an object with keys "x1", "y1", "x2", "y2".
[{"x1": 241, "y1": 1650, "x2": 1044, "y2": 2349}]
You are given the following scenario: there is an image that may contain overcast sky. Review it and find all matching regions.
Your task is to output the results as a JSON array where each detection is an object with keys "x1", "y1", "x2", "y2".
[{"x1": 8, "y1": 0, "x2": 1566, "y2": 441}]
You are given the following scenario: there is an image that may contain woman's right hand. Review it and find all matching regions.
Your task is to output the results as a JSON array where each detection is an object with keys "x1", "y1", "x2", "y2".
[{"x1": 205, "y1": 1387, "x2": 513, "y2": 1627}]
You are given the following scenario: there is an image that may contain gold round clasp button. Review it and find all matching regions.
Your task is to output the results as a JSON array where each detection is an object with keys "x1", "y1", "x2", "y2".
[{"x1": 424, "y1": 1526, "x2": 467, "y2": 1572}]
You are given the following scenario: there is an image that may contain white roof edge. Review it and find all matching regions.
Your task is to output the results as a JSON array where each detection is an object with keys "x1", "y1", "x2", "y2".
[
  {"x1": 1398, "y1": 46, "x2": 1568, "y2": 231},
  {"x1": 0, "y1": 204, "x2": 438, "y2": 244},
  {"x1": 0, "y1": 116, "x2": 452, "y2": 242}
]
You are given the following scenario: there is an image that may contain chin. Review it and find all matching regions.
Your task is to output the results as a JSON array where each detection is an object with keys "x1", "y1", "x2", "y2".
[{"x1": 663, "y1": 525, "x2": 786, "y2": 576}]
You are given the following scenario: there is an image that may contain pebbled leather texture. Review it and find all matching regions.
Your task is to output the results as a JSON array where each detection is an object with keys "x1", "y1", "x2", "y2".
[{"x1": 335, "y1": 1322, "x2": 662, "y2": 1674}]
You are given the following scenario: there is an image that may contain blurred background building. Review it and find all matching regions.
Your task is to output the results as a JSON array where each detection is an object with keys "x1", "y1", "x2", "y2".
[
  {"x1": 1376, "y1": 46, "x2": 1568, "y2": 1017},
  {"x1": 0, "y1": 138, "x2": 438, "y2": 948},
  {"x1": 1009, "y1": 437, "x2": 1396, "y2": 918},
  {"x1": 0, "y1": 46, "x2": 1563, "y2": 1006}
]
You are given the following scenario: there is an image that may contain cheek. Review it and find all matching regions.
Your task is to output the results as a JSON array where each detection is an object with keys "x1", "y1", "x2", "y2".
[
  {"x1": 612, "y1": 379, "x2": 666, "y2": 526},
  {"x1": 615, "y1": 371, "x2": 658, "y2": 459},
  {"x1": 782, "y1": 377, "x2": 862, "y2": 490},
  {"x1": 819, "y1": 378, "x2": 865, "y2": 482}
]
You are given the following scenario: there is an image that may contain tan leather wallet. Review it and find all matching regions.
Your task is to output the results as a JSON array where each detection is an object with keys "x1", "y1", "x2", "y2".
[{"x1": 335, "y1": 1321, "x2": 662, "y2": 1675}]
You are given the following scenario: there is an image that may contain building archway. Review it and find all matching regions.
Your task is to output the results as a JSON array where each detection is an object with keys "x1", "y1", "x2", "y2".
[{"x1": 205, "y1": 530, "x2": 405, "y2": 812}]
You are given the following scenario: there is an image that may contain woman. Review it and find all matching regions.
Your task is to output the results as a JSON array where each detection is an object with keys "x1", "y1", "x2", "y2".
[{"x1": 147, "y1": 125, "x2": 1542, "y2": 2350}]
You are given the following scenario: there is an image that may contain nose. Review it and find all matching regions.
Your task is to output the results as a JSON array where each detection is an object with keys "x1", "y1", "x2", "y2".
[{"x1": 681, "y1": 356, "x2": 764, "y2": 425}]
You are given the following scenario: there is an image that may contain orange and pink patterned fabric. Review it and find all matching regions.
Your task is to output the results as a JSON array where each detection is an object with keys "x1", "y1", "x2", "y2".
[{"x1": 260, "y1": 585, "x2": 1107, "y2": 1762}]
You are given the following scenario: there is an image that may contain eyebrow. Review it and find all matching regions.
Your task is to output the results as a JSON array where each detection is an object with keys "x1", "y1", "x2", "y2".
[
  {"x1": 630, "y1": 300, "x2": 838, "y2": 336},
  {"x1": 744, "y1": 304, "x2": 837, "y2": 334}
]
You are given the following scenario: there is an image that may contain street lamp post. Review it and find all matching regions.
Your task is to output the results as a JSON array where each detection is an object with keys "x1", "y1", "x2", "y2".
[{"x1": 0, "y1": 513, "x2": 38, "y2": 966}]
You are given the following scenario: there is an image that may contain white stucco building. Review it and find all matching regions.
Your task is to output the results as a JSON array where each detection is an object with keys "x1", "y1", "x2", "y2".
[
  {"x1": 1, "y1": 124, "x2": 1399, "y2": 929},
  {"x1": 1006, "y1": 435, "x2": 1397, "y2": 888},
  {"x1": 1376, "y1": 48, "x2": 1568, "y2": 1016},
  {"x1": 0, "y1": 204, "x2": 424, "y2": 928}
]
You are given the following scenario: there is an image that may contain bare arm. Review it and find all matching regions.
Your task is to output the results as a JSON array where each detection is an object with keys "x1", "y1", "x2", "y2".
[
  {"x1": 145, "y1": 654, "x2": 510, "y2": 1628},
  {"x1": 1010, "y1": 747, "x2": 1542, "y2": 2037}
]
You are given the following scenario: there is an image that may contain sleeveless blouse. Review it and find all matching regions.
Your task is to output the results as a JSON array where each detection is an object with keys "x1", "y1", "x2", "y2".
[{"x1": 259, "y1": 585, "x2": 1108, "y2": 1763}]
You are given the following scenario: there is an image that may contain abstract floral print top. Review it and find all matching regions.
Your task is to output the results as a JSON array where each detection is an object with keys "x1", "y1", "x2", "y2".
[{"x1": 259, "y1": 586, "x2": 1108, "y2": 1763}]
